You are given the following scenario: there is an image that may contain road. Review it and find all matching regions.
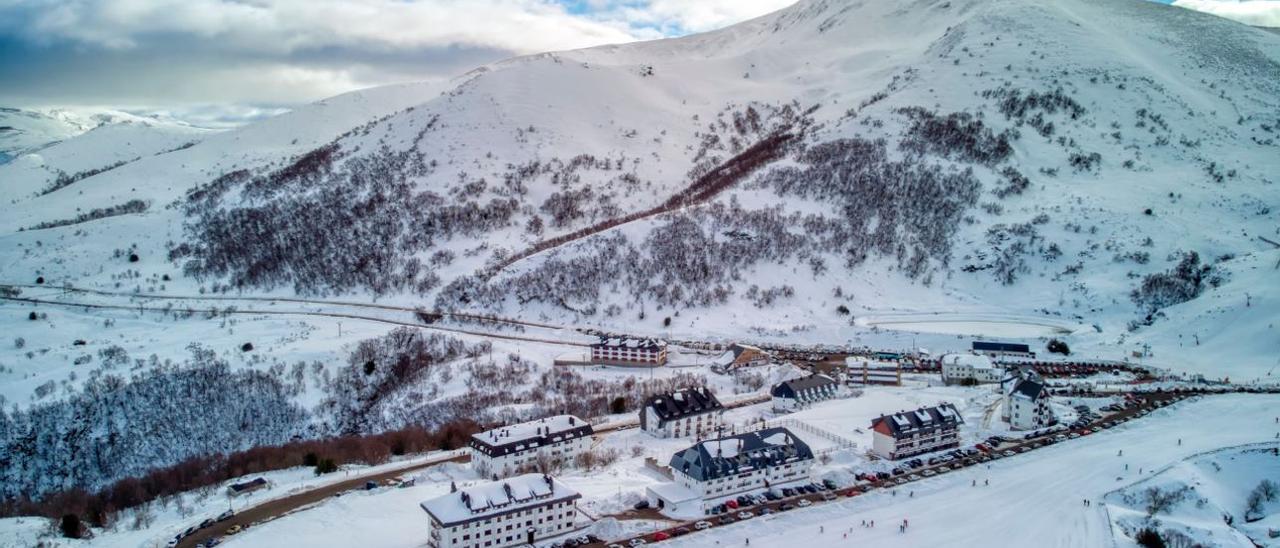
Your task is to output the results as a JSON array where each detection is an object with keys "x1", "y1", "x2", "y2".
[
  {"x1": 173, "y1": 393, "x2": 770, "y2": 548},
  {"x1": 596, "y1": 389, "x2": 1280, "y2": 548},
  {"x1": 0, "y1": 291, "x2": 590, "y2": 349}
]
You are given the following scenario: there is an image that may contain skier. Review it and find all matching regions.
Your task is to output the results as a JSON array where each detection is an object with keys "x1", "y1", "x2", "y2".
[
  {"x1": 1177, "y1": 438, "x2": 1182, "y2": 446},
  {"x1": 972, "y1": 479, "x2": 977, "y2": 487},
  {"x1": 820, "y1": 526, "x2": 824, "y2": 534},
  {"x1": 1117, "y1": 449, "x2": 1123, "y2": 457},
  {"x1": 984, "y1": 478, "x2": 989, "y2": 486}
]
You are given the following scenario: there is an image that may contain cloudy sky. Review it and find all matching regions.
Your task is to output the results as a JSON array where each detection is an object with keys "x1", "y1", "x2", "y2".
[{"x1": 0, "y1": 0, "x2": 1275, "y2": 127}]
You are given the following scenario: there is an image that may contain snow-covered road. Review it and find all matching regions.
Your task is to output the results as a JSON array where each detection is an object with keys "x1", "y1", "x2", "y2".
[{"x1": 668, "y1": 393, "x2": 1280, "y2": 548}]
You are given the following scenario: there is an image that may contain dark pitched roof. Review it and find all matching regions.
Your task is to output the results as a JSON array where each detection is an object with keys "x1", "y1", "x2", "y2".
[
  {"x1": 591, "y1": 337, "x2": 667, "y2": 351},
  {"x1": 668, "y1": 427, "x2": 814, "y2": 482},
  {"x1": 973, "y1": 341, "x2": 1031, "y2": 353},
  {"x1": 469, "y1": 415, "x2": 594, "y2": 458},
  {"x1": 642, "y1": 387, "x2": 723, "y2": 427},
  {"x1": 870, "y1": 403, "x2": 964, "y2": 438},
  {"x1": 1010, "y1": 377, "x2": 1046, "y2": 400},
  {"x1": 770, "y1": 374, "x2": 837, "y2": 399},
  {"x1": 228, "y1": 477, "x2": 267, "y2": 493}
]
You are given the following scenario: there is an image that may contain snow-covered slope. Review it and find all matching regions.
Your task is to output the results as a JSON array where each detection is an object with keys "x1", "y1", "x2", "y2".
[
  {"x1": 2, "y1": 0, "x2": 1279, "y2": 382},
  {"x1": 0, "y1": 107, "x2": 200, "y2": 165}
]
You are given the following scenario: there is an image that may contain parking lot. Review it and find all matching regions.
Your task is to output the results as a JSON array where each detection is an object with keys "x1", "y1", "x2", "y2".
[{"x1": 581, "y1": 390, "x2": 1196, "y2": 548}]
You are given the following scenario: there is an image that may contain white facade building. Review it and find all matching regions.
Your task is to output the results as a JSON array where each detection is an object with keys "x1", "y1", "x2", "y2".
[
  {"x1": 590, "y1": 337, "x2": 668, "y2": 366},
  {"x1": 1002, "y1": 370, "x2": 1054, "y2": 430},
  {"x1": 640, "y1": 387, "x2": 724, "y2": 439},
  {"x1": 421, "y1": 474, "x2": 580, "y2": 548},
  {"x1": 870, "y1": 403, "x2": 964, "y2": 460},
  {"x1": 770, "y1": 374, "x2": 840, "y2": 412},
  {"x1": 469, "y1": 415, "x2": 593, "y2": 479},
  {"x1": 941, "y1": 353, "x2": 1005, "y2": 385},
  {"x1": 650, "y1": 427, "x2": 814, "y2": 516}
]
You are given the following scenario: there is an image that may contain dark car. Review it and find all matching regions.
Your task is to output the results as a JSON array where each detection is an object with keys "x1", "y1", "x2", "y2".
[
  {"x1": 823, "y1": 479, "x2": 839, "y2": 490},
  {"x1": 780, "y1": 503, "x2": 795, "y2": 511},
  {"x1": 782, "y1": 487, "x2": 795, "y2": 497},
  {"x1": 633, "y1": 500, "x2": 650, "y2": 510}
]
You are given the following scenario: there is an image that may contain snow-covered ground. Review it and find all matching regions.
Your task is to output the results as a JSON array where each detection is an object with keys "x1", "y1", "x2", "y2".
[
  {"x1": 663, "y1": 393, "x2": 1280, "y2": 548},
  {"x1": 1106, "y1": 444, "x2": 1280, "y2": 547}
]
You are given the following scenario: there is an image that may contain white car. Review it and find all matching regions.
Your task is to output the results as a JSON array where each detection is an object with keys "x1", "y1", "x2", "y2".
[
  {"x1": 629, "y1": 539, "x2": 648, "y2": 547},
  {"x1": 694, "y1": 521, "x2": 712, "y2": 531},
  {"x1": 737, "y1": 511, "x2": 754, "y2": 520},
  {"x1": 798, "y1": 499, "x2": 813, "y2": 507}
]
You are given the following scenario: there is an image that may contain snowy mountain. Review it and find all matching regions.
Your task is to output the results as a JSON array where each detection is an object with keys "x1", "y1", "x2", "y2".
[
  {"x1": 1, "y1": 0, "x2": 1279, "y2": 512},
  {"x1": 12, "y1": 0, "x2": 1274, "y2": 360},
  {"x1": 0, "y1": 107, "x2": 205, "y2": 165}
]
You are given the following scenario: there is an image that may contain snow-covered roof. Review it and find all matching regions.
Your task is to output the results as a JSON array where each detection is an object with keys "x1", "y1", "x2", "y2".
[
  {"x1": 420, "y1": 474, "x2": 580, "y2": 527},
  {"x1": 647, "y1": 482, "x2": 701, "y2": 504},
  {"x1": 591, "y1": 337, "x2": 667, "y2": 350},
  {"x1": 470, "y1": 415, "x2": 593, "y2": 457},
  {"x1": 669, "y1": 427, "x2": 813, "y2": 482},
  {"x1": 942, "y1": 353, "x2": 999, "y2": 371},
  {"x1": 872, "y1": 403, "x2": 964, "y2": 438},
  {"x1": 643, "y1": 387, "x2": 723, "y2": 427},
  {"x1": 770, "y1": 374, "x2": 837, "y2": 399}
]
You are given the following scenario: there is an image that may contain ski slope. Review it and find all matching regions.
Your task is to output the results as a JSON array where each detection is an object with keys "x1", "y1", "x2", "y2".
[{"x1": 667, "y1": 393, "x2": 1280, "y2": 548}]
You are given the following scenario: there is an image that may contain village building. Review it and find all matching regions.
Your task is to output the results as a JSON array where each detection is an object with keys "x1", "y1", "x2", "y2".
[
  {"x1": 640, "y1": 387, "x2": 724, "y2": 438},
  {"x1": 421, "y1": 474, "x2": 580, "y2": 548},
  {"x1": 870, "y1": 403, "x2": 965, "y2": 460},
  {"x1": 712, "y1": 343, "x2": 770, "y2": 371},
  {"x1": 648, "y1": 427, "x2": 815, "y2": 516},
  {"x1": 590, "y1": 337, "x2": 668, "y2": 366},
  {"x1": 1002, "y1": 369, "x2": 1055, "y2": 430},
  {"x1": 469, "y1": 415, "x2": 593, "y2": 478},
  {"x1": 226, "y1": 477, "x2": 268, "y2": 497},
  {"x1": 770, "y1": 374, "x2": 840, "y2": 412},
  {"x1": 844, "y1": 356, "x2": 902, "y2": 386},
  {"x1": 972, "y1": 341, "x2": 1035, "y2": 359},
  {"x1": 940, "y1": 353, "x2": 1005, "y2": 385}
]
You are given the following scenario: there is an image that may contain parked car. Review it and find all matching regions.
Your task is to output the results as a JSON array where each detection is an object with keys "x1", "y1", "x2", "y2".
[
  {"x1": 737, "y1": 511, "x2": 754, "y2": 520},
  {"x1": 798, "y1": 499, "x2": 813, "y2": 507},
  {"x1": 694, "y1": 521, "x2": 712, "y2": 531},
  {"x1": 652, "y1": 532, "x2": 670, "y2": 541},
  {"x1": 628, "y1": 539, "x2": 647, "y2": 547},
  {"x1": 216, "y1": 510, "x2": 234, "y2": 522},
  {"x1": 674, "y1": 527, "x2": 691, "y2": 536},
  {"x1": 633, "y1": 500, "x2": 650, "y2": 510},
  {"x1": 822, "y1": 492, "x2": 837, "y2": 501},
  {"x1": 718, "y1": 516, "x2": 735, "y2": 525},
  {"x1": 225, "y1": 525, "x2": 242, "y2": 536},
  {"x1": 782, "y1": 487, "x2": 795, "y2": 497},
  {"x1": 780, "y1": 503, "x2": 795, "y2": 511},
  {"x1": 823, "y1": 479, "x2": 839, "y2": 490}
]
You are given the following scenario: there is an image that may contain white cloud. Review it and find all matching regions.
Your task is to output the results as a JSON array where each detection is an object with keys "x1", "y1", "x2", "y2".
[
  {"x1": 0, "y1": 0, "x2": 797, "y2": 124},
  {"x1": 1171, "y1": 0, "x2": 1280, "y2": 27},
  {"x1": 608, "y1": 0, "x2": 796, "y2": 33},
  {"x1": 8, "y1": 0, "x2": 643, "y2": 55}
]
